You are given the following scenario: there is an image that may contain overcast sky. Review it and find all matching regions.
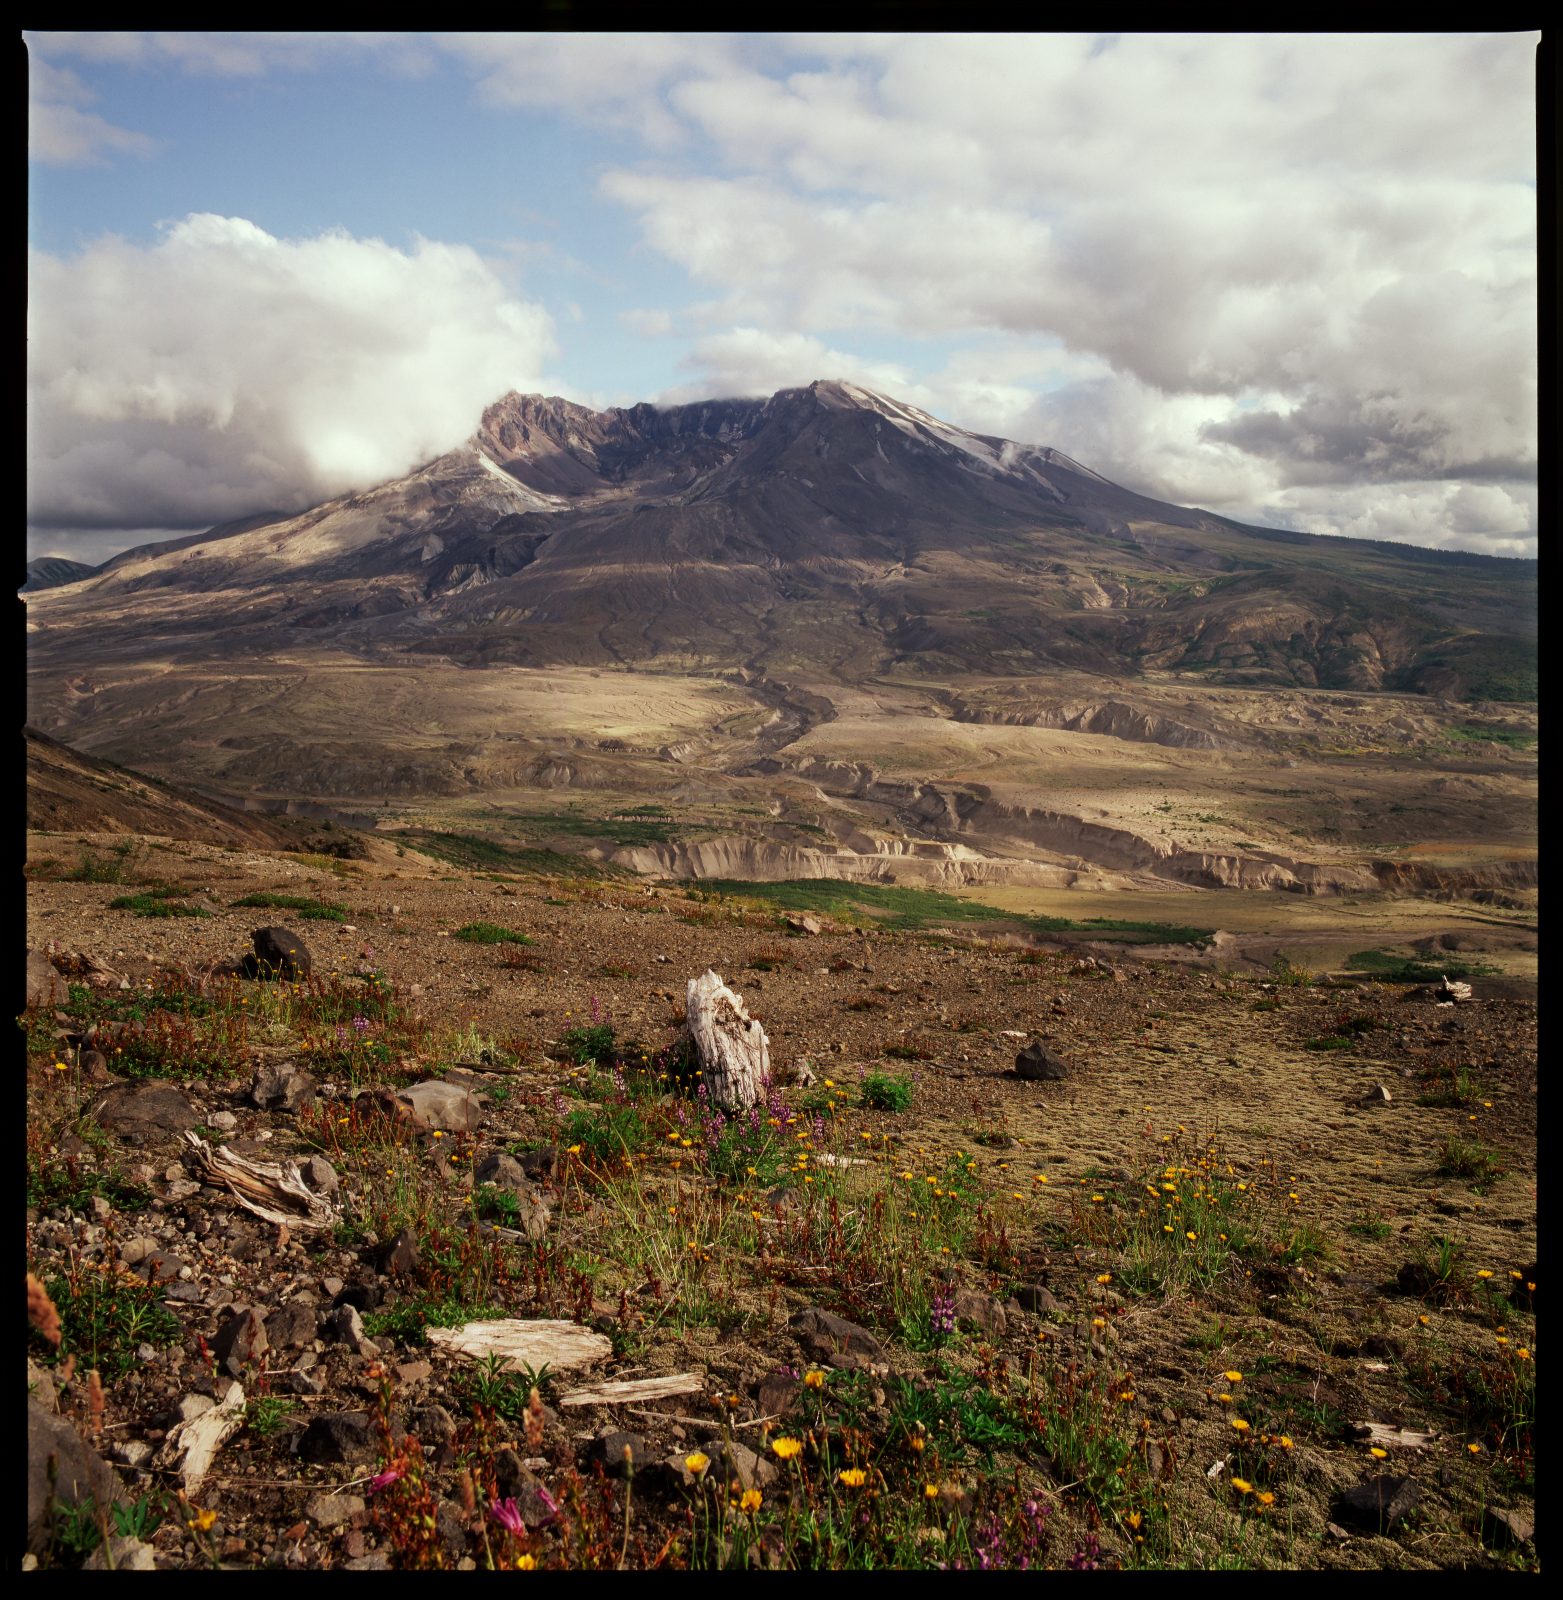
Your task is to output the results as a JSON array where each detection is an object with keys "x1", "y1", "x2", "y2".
[{"x1": 27, "y1": 31, "x2": 1539, "y2": 564}]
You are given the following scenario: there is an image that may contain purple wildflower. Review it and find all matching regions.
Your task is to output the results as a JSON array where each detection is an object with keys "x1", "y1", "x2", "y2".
[
  {"x1": 929, "y1": 1286, "x2": 957, "y2": 1339},
  {"x1": 489, "y1": 1498, "x2": 525, "y2": 1534},
  {"x1": 367, "y1": 1468, "x2": 402, "y2": 1494},
  {"x1": 1067, "y1": 1533, "x2": 1102, "y2": 1570}
]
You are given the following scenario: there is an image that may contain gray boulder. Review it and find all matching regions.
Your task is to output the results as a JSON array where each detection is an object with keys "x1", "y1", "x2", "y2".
[
  {"x1": 27, "y1": 1397, "x2": 126, "y2": 1555},
  {"x1": 26, "y1": 949, "x2": 68, "y2": 1011},
  {"x1": 248, "y1": 927, "x2": 312, "y2": 982},
  {"x1": 249, "y1": 1059, "x2": 318, "y2": 1112},
  {"x1": 93, "y1": 1081, "x2": 198, "y2": 1139},
  {"x1": 1014, "y1": 1039, "x2": 1070, "y2": 1081}
]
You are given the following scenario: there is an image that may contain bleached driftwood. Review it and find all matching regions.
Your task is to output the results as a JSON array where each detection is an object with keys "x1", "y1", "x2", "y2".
[
  {"x1": 425, "y1": 1319, "x2": 612, "y2": 1374},
  {"x1": 154, "y1": 1380, "x2": 246, "y2": 1493},
  {"x1": 1350, "y1": 1421, "x2": 1438, "y2": 1449},
  {"x1": 683, "y1": 969, "x2": 769, "y2": 1112},
  {"x1": 182, "y1": 1133, "x2": 337, "y2": 1231},
  {"x1": 558, "y1": 1373, "x2": 705, "y2": 1408}
]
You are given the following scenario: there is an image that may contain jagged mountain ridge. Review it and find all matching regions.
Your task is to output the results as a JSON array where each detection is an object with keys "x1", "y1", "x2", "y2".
[{"x1": 26, "y1": 380, "x2": 1535, "y2": 696}]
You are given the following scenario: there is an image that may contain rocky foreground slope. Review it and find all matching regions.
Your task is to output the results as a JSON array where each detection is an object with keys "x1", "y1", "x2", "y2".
[{"x1": 25, "y1": 829, "x2": 1536, "y2": 1571}]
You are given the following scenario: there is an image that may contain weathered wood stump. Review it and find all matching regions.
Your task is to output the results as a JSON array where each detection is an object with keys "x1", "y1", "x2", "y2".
[{"x1": 683, "y1": 969, "x2": 770, "y2": 1111}]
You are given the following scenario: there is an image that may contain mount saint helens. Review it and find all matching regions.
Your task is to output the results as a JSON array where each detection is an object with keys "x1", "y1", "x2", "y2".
[{"x1": 26, "y1": 380, "x2": 1535, "y2": 690}]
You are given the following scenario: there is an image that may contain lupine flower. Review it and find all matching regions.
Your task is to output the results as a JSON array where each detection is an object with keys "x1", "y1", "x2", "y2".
[{"x1": 929, "y1": 1286, "x2": 957, "y2": 1338}]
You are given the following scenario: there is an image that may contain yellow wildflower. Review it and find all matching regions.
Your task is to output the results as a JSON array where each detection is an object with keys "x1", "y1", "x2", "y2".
[{"x1": 772, "y1": 1438, "x2": 803, "y2": 1460}]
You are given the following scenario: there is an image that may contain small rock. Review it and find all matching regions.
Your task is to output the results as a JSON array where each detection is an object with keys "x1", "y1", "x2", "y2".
[
  {"x1": 756, "y1": 1372, "x2": 802, "y2": 1416},
  {"x1": 1482, "y1": 1505, "x2": 1535, "y2": 1547},
  {"x1": 208, "y1": 1110, "x2": 239, "y2": 1130},
  {"x1": 789, "y1": 1306, "x2": 886, "y2": 1371},
  {"x1": 1361, "y1": 1083, "x2": 1393, "y2": 1106},
  {"x1": 323, "y1": 1303, "x2": 380, "y2": 1358},
  {"x1": 248, "y1": 1060, "x2": 318, "y2": 1114},
  {"x1": 951, "y1": 1289, "x2": 1007, "y2": 1336},
  {"x1": 395, "y1": 1360, "x2": 433, "y2": 1387},
  {"x1": 26, "y1": 949, "x2": 69, "y2": 1010},
  {"x1": 302, "y1": 1156, "x2": 340, "y2": 1199},
  {"x1": 264, "y1": 1302, "x2": 319, "y2": 1351},
  {"x1": 211, "y1": 1307, "x2": 269, "y2": 1372},
  {"x1": 1015, "y1": 1283, "x2": 1063, "y2": 1316},
  {"x1": 473, "y1": 1153, "x2": 553, "y2": 1239},
  {"x1": 1014, "y1": 1040, "x2": 1070, "y2": 1081},
  {"x1": 306, "y1": 1492, "x2": 366, "y2": 1529},
  {"x1": 297, "y1": 1411, "x2": 377, "y2": 1465},
  {"x1": 139, "y1": 1249, "x2": 185, "y2": 1285},
  {"x1": 395, "y1": 1080, "x2": 490, "y2": 1133},
  {"x1": 1333, "y1": 1475, "x2": 1420, "y2": 1532},
  {"x1": 586, "y1": 1430, "x2": 647, "y2": 1477},
  {"x1": 83, "y1": 1534, "x2": 158, "y2": 1570}
]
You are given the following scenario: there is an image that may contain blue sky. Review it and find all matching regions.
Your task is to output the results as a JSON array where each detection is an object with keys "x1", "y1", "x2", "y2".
[{"x1": 27, "y1": 31, "x2": 1540, "y2": 562}]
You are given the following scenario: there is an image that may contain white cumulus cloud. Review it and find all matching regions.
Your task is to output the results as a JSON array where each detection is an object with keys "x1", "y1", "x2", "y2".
[{"x1": 28, "y1": 215, "x2": 558, "y2": 550}]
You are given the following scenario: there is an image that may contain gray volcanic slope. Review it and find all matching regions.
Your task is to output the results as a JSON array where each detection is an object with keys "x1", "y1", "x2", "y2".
[{"x1": 26, "y1": 379, "x2": 1536, "y2": 698}]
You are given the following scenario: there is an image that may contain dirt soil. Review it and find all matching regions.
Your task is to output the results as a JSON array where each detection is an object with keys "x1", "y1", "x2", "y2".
[{"x1": 24, "y1": 831, "x2": 1538, "y2": 1572}]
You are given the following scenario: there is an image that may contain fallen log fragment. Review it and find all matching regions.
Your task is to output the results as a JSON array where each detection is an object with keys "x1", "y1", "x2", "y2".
[
  {"x1": 154, "y1": 1380, "x2": 246, "y2": 1493},
  {"x1": 182, "y1": 1133, "x2": 338, "y2": 1231},
  {"x1": 558, "y1": 1373, "x2": 705, "y2": 1408}
]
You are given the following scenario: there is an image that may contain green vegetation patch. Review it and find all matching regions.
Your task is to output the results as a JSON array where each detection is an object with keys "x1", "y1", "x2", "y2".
[
  {"x1": 233, "y1": 892, "x2": 349, "y2": 921},
  {"x1": 860, "y1": 1071, "x2": 914, "y2": 1112},
  {"x1": 502, "y1": 809, "x2": 680, "y2": 846},
  {"x1": 1447, "y1": 723, "x2": 1536, "y2": 750},
  {"x1": 1076, "y1": 918, "x2": 1212, "y2": 946},
  {"x1": 402, "y1": 828, "x2": 615, "y2": 878},
  {"x1": 107, "y1": 887, "x2": 208, "y2": 918},
  {"x1": 1346, "y1": 949, "x2": 1493, "y2": 984},
  {"x1": 696, "y1": 880, "x2": 1210, "y2": 942},
  {"x1": 453, "y1": 921, "x2": 534, "y2": 946}
]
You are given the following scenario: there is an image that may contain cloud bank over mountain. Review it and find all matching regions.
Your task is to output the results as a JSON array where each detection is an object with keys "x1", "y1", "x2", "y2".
[
  {"x1": 27, "y1": 32, "x2": 1537, "y2": 558},
  {"x1": 28, "y1": 215, "x2": 557, "y2": 550}
]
